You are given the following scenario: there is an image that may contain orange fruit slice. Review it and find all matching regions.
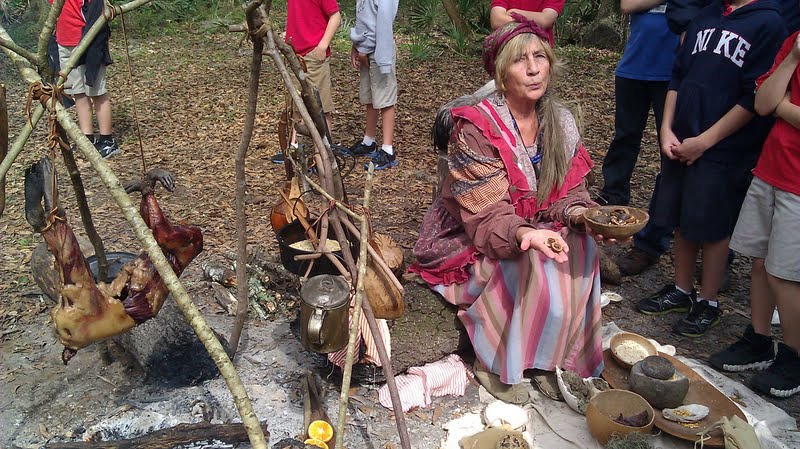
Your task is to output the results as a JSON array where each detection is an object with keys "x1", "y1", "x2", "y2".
[
  {"x1": 303, "y1": 438, "x2": 329, "y2": 449},
  {"x1": 308, "y1": 420, "x2": 334, "y2": 443}
]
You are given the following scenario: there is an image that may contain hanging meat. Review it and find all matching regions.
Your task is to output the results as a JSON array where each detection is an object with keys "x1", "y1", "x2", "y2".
[{"x1": 24, "y1": 158, "x2": 203, "y2": 364}]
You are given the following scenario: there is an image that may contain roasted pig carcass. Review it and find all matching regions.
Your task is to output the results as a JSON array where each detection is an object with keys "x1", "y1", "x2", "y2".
[{"x1": 25, "y1": 158, "x2": 203, "y2": 364}]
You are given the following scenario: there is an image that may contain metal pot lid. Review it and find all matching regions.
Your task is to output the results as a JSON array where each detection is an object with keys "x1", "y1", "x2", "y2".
[{"x1": 300, "y1": 275, "x2": 350, "y2": 309}]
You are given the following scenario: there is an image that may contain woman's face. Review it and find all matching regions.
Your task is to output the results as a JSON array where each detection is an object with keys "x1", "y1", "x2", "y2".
[{"x1": 503, "y1": 38, "x2": 550, "y2": 104}]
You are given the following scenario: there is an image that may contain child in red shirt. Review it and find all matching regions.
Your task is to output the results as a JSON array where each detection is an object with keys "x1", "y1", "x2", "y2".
[
  {"x1": 52, "y1": 0, "x2": 119, "y2": 158},
  {"x1": 489, "y1": 0, "x2": 565, "y2": 46},
  {"x1": 272, "y1": 0, "x2": 341, "y2": 163},
  {"x1": 710, "y1": 31, "x2": 800, "y2": 398}
]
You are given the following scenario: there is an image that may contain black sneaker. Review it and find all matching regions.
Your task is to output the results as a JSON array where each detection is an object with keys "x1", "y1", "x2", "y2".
[
  {"x1": 348, "y1": 140, "x2": 378, "y2": 157},
  {"x1": 672, "y1": 300, "x2": 722, "y2": 337},
  {"x1": 637, "y1": 284, "x2": 694, "y2": 315},
  {"x1": 709, "y1": 324, "x2": 775, "y2": 372},
  {"x1": 271, "y1": 152, "x2": 285, "y2": 164},
  {"x1": 365, "y1": 150, "x2": 397, "y2": 170},
  {"x1": 95, "y1": 137, "x2": 120, "y2": 159},
  {"x1": 751, "y1": 343, "x2": 800, "y2": 398}
]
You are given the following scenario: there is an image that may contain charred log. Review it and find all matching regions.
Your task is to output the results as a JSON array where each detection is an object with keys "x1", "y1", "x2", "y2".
[{"x1": 44, "y1": 421, "x2": 269, "y2": 449}]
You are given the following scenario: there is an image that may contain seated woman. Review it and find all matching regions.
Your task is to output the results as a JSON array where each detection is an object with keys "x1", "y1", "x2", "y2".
[{"x1": 411, "y1": 18, "x2": 612, "y2": 403}]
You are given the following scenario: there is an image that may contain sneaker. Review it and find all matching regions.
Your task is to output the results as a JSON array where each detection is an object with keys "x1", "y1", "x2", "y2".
[
  {"x1": 347, "y1": 140, "x2": 378, "y2": 157},
  {"x1": 637, "y1": 284, "x2": 694, "y2": 315},
  {"x1": 617, "y1": 247, "x2": 659, "y2": 276},
  {"x1": 95, "y1": 137, "x2": 120, "y2": 159},
  {"x1": 709, "y1": 324, "x2": 775, "y2": 372},
  {"x1": 270, "y1": 152, "x2": 285, "y2": 164},
  {"x1": 365, "y1": 150, "x2": 397, "y2": 170},
  {"x1": 672, "y1": 300, "x2": 722, "y2": 337},
  {"x1": 751, "y1": 343, "x2": 800, "y2": 398}
]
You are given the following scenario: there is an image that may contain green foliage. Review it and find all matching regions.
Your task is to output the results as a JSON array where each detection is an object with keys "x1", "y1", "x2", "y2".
[
  {"x1": 407, "y1": 0, "x2": 443, "y2": 31},
  {"x1": 120, "y1": 0, "x2": 244, "y2": 36},
  {"x1": 405, "y1": 35, "x2": 440, "y2": 61},
  {"x1": 455, "y1": 0, "x2": 491, "y2": 35},
  {"x1": 1, "y1": 0, "x2": 49, "y2": 49},
  {"x1": 446, "y1": 23, "x2": 479, "y2": 58},
  {"x1": 556, "y1": 0, "x2": 603, "y2": 45}
]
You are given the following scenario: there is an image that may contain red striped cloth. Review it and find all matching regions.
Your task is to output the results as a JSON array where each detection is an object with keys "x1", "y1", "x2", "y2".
[
  {"x1": 378, "y1": 354, "x2": 473, "y2": 412},
  {"x1": 327, "y1": 303, "x2": 391, "y2": 368}
]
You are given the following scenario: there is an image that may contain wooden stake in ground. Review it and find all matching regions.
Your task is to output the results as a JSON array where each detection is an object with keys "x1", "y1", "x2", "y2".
[{"x1": 229, "y1": 0, "x2": 266, "y2": 356}]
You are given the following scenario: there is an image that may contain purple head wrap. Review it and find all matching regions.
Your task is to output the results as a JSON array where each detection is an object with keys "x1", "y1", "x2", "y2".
[{"x1": 482, "y1": 13, "x2": 550, "y2": 77}]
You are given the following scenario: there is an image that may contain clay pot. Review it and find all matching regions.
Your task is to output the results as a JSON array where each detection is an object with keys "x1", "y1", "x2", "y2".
[
  {"x1": 586, "y1": 390, "x2": 654, "y2": 445},
  {"x1": 629, "y1": 356, "x2": 689, "y2": 409}
]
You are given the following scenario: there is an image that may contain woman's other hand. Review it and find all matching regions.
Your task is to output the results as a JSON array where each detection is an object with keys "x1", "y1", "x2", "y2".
[
  {"x1": 516, "y1": 228, "x2": 569, "y2": 263},
  {"x1": 585, "y1": 226, "x2": 632, "y2": 245}
]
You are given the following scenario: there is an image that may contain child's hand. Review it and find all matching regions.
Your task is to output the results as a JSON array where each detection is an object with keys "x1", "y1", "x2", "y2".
[
  {"x1": 673, "y1": 135, "x2": 709, "y2": 165},
  {"x1": 791, "y1": 33, "x2": 800, "y2": 61},
  {"x1": 351, "y1": 46, "x2": 369, "y2": 70},
  {"x1": 660, "y1": 128, "x2": 681, "y2": 160},
  {"x1": 310, "y1": 45, "x2": 327, "y2": 60}
]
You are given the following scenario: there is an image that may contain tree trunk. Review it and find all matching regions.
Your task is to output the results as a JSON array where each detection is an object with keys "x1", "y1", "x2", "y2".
[{"x1": 441, "y1": 0, "x2": 471, "y2": 36}]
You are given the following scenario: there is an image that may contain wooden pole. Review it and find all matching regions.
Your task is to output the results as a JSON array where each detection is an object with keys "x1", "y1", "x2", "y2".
[
  {"x1": 334, "y1": 164, "x2": 374, "y2": 449},
  {"x1": 0, "y1": 84, "x2": 7, "y2": 218},
  {"x1": 0, "y1": 3, "x2": 268, "y2": 448},
  {"x1": 229, "y1": 0, "x2": 266, "y2": 356}
]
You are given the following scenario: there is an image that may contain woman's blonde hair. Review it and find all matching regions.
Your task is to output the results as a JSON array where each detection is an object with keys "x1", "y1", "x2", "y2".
[{"x1": 494, "y1": 31, "x2": 569, "y2": 204}]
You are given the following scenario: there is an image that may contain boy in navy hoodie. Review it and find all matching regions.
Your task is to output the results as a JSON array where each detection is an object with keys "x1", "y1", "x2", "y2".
[{"x1": 636, "y1": 0, "x2": 786, "y2": 337}]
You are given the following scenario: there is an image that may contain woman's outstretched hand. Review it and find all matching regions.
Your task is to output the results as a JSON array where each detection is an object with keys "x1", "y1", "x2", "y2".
[
  {"x1": 586, "y1": 228, "x2": 632, "y2": 245},
  {"x1": 517, "y1": 228, "x2": 569, "y2": 263}
]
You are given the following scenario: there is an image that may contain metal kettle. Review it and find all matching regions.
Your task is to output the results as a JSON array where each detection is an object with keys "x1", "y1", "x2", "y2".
[{"x1": 299, "y1": 275, "x2": 350, "y2": 353}]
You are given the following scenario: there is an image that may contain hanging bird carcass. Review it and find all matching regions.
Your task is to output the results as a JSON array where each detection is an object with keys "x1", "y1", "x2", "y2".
[{"x1": 24, "y1": 158, "x2": 203, "y2": 364}]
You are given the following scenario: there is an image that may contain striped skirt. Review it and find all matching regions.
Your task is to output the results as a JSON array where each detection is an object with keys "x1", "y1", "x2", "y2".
[{"x1": 433, "y1": 231, "x2": 604, "y2": 385}]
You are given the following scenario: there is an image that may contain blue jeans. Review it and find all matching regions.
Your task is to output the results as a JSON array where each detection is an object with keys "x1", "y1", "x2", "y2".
[
  {"x1": 634, "y1": 169, "x2": 673, "y2": 257},
  {"x1": 600, "y1": 77, "x2": 669, "y2": 205}
]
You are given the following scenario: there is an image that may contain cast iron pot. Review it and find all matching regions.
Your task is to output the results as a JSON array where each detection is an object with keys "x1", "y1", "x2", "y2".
[{"x1": 277, "y1": 219, "x2": 359, "y2": 277}]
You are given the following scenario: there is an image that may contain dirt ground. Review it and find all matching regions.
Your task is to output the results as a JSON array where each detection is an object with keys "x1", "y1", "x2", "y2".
[{"x1": 1, "y1": 28, "x2": 798, "y2": 448}]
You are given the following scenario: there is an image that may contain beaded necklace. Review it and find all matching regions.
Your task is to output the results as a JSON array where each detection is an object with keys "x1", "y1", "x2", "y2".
[{"x1": 508, "y1": 109, "x2": 544, "y2": 178}]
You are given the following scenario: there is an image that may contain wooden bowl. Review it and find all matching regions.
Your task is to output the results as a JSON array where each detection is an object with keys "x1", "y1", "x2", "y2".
[
  {"x1": 586, "y1": 390, "x2": 654, "y2": 445},
  {"x1": 582, "y1": 206, "x2": 649, "y2": 240},
  {"x1": 609, "y1": 332, "x2": 658, "y2": 370}
]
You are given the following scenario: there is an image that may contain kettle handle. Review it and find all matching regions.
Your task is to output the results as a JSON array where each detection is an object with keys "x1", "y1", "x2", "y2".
[{"x1": 308, "y1": 308, "x2": 326, "y2": 345}]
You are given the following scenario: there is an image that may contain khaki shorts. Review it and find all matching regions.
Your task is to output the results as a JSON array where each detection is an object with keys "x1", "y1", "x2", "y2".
[
  {"x1": 358, "y1": 50, "x2": 397, "y2": 109},
  {"x1": 58, "y1": 45, "x2": 107, "y2": 97},
  {"x1": 291, "y1": 51, "x2": 334, "y2": 119},
  {"x1": 730, "y1": 177, "x2": 800, "y2": 281}
]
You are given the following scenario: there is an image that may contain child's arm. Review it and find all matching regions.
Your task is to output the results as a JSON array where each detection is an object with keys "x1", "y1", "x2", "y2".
[
  {"x1": 498, "y1": 8, "x2": 559, "y2": 30},
  {"x1": 755, "y1": 34, "x2": 800, "y2": 116},
  {"x1": 672, "y1": 105, "x2": 754, "y2": 165},
  {"x1": 660, "y1": 90, "x2": 681, "y2": 160},
  {"x1": 775, "y1": 93, "x2": 800, "y2": 129},
  {"x1": 310, "y1": 11, "x2": 341, "y2": 60}
]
